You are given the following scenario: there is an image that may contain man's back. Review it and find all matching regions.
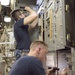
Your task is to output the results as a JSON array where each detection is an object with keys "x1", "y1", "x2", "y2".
[
  {"x1": 9, "y1": 56, "x2": 45, "y2": 75},
  {"x1": 14, "y1": 18, "x2": 31, "y2": 50}
]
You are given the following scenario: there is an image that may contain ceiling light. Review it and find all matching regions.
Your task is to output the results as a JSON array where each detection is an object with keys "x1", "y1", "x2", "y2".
[
  {"x1": 1, "y1": 0, "x2": 10, "y2": 6},
  {"x1": 4, "y1": 16, "x2": 11, "y2": 22}
]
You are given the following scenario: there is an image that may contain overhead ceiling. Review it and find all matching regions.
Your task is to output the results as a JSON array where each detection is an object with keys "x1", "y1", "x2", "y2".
[
  {"x1": 16, "y1": 0, "x2": 37, "y2": 5},
  {"x1": 16, "y1": 0, "x2": 37, "y2": 8}
]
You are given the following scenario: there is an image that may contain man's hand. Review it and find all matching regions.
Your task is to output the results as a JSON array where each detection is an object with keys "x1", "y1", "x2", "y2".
[
  {"x1": 25, "y1": 6, "x2": 31, "y2": 11},
  {"x1": 46, "y1": 67, "x2": 54, "y2": 75},
  {"x1": 24, "y1": 6, "x2": 34, "y2": 13}
]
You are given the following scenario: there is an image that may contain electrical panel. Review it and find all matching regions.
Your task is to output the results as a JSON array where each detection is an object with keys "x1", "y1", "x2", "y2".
[{"x1": 43, "y1": 0, "x2": 75, "y2": 51}]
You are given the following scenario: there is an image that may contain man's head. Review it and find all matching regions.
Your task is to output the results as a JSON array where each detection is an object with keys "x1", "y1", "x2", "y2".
[
  {"x1": 11, "y1": 9, "x2": 25, "y2": 21},
  {"x1": 28, "y1": 40, "x2": 48, "y2": 62}
]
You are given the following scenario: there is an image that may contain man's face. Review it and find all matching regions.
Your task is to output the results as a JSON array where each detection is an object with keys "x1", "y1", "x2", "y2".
[{"x1": 19, "y1": 11, "x2": 25, "y2": 18}]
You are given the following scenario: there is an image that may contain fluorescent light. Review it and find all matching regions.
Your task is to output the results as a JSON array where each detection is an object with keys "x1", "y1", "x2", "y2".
[
  {"x1": 0, "y1": 42, "x2": 14, "y2": 44},
  {"x1": 37, "y1": 0, "x2": 43, "y2": 5},
  {"x1": 4, "y1": 16, "x2": 11, "y2": 22},
  {"x1": 1, "y1": 0, "x2": 10, "y2": 6},
  {"x1": 37, "y1": 5, "x2": 44, "y2": 14}
]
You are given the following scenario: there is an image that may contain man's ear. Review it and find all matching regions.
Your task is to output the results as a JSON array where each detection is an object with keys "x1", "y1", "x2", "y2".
[
  {"x1": 37, "y1": 47, "x2": 41, "y2": 54},
  {"x1": 36, "y1": 47, "x2": 40, "y2": 54}
]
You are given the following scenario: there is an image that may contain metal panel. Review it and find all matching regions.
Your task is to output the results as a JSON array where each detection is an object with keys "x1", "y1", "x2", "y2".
[
  {"x1": 44, "y1": 30, "x2": 55, "y2": 51},
  {"x1": 55, "y1": 0, "x2": 66, "y2": 49},
  {"x1": 44, "y1": 0, "x2": 66, "y2": 50},
  {"x1": 71, "y1": 48, "x2": 75, "y2": 75}
]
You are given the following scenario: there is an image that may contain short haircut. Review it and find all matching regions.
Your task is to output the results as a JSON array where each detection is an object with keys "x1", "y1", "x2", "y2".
[
  {"x1": 30, "y1": 40, "x2": 48, "y2": 49},
  {"x1": 11, "y1": 9, "x2": 22, "y2": 21}
]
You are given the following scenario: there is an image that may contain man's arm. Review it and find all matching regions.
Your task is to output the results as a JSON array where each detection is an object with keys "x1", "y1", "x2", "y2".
[
  {"x1": 28, "y1": 18, "x2": 38, "y2": 31},
  {"x1": 23, "y1": 6, "x2": 38, "y2": 25}
]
